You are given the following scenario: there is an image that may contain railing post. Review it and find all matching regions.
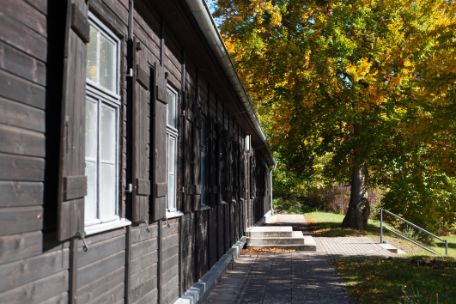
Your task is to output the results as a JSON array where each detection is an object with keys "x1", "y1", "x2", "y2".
[
  {"x1": 380, "y1": 208, "x2": 383, "y2": 244},
  {"x1": 445, "y1": 240, "x2": 448, "y2": 256}
]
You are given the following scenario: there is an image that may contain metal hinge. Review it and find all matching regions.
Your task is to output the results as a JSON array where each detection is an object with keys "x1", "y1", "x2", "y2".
[
  {"x1": 126, "y1": 67, "x2": 134, "y2": 78},
  {"x1": 126, "y1": 183, "x2": 133, "y2": 193}
]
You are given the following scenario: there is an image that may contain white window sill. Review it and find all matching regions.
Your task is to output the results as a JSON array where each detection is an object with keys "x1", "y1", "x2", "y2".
[
  {"x1": 198, "y1": 205, "x2": 211, "y2": 212},
  {"x1": 166, "y1": 211, "x2": 184, "y2": 219},
  {"x1": 85, "y1": 218, "x2": 132, "y2": 236}
]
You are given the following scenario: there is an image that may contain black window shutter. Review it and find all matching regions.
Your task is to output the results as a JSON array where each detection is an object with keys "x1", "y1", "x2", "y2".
[
  {"x1": 182, "y1": 90, "x2": 193, "y2": 213},
  {"x1": 132, "y1": 41, "x2": 151, "y2": 223},
  {"x1": 151, "y1": 65, "x2": 167, "y2": 221},
  {"x1": 250, "y1": 155, "x2": 256, "y2": 199},
  {"x1": 57, "y1": 0, "x2": 89, "y2": 242},
  {"x1": 217, "y1": 124, "x2": 224, "y2": 203},
  {"x1": 208, "y1": 116, "x2": 217, "y2": 206},
  {"x1": 192, "y1": 101, "x2": 202, "y2": 211}
]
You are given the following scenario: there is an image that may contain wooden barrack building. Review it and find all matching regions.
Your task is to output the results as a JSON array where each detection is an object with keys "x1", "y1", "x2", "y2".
[{"x1": 0, "y1": 0, "x2": 274, "y2": 303}]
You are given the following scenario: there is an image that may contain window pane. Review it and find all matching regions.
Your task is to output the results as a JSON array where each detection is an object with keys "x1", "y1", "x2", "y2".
[
  {"x1": 167, "y1": 135, "x2": 176, "y2": 210},
  {"x1": 166, "y1": 88, "x2": 177, "y2": 128},
  {"x1": 99, "y1": 33, "x2": 116, "y2": 92},
  {"x1": 99, "y1": 163, "x2": 117, "y2": 220},
  {"x1": 85, "y1": 98, "x2": 97, "y2": 160},
  {"x1": 100, "y1": 103, "x2": 116, "y2": 163},
  {"x1": 86, "y1": 26, "x2": 98, "y2": 83},
  {"x1": 85, "y1": 160, "x2": 98, "y2": 224}
]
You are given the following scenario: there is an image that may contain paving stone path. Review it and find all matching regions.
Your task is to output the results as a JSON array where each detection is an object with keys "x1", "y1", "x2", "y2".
[{"x1": 201, "y1": 215, "x2": 393, "y2": 304}]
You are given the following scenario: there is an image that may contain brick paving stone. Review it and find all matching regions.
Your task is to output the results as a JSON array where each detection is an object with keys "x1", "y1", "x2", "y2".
[{"x1": 201, "y1": 235, "x2": 393, "y2": 304}]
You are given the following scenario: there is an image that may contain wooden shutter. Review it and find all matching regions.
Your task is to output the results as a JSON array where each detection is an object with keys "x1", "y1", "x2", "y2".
[
  {"x1": 57, "y1": 0, "x2": 90, "y2": 241},
  {"x1": 151, "y1": 64, "x2": 167, "y2": 221},
  {"x1": 208, "y1": 116, "x2": 217, "y2": 206},
  {"x1": 182, "y1": 90, "x2": 193, "y2": 213},
  {"x1": 216, "y1": 123, "x2": 223, "y2": 204},
  {"x1": 131, "y1": 40, "x2": 151, "y2": 223},
  {"x1": 193, "y1": 101, "x2": 202, "y2": 211},
  {"x1": 250, "y1": 155, "x2": 256, "y2": 199}
]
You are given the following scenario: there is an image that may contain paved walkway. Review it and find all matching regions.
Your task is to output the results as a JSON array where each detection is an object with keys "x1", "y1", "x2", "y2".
[{"x1": 201, "y1": 215, "x2": 392, "y2": 304}]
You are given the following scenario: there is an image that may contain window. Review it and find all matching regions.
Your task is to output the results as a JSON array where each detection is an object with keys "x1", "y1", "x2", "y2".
[
  {"x1": 166, "y1": 86, "x2": 178, "y2": 212},
  {"x1": 200, "y1": 117, "x2": 207, "y2": 207},
  {"x1": 84, "y1": 14, "x2": 124, "y2": 233}
]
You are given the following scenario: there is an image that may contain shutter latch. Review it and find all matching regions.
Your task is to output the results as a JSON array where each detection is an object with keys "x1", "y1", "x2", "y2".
[
  {"x1": 126, "y1": 183, "x2": 133, "y2": 193},
  {"x1": 75, "y1": 232, "x2": 89, "y2": 252}
]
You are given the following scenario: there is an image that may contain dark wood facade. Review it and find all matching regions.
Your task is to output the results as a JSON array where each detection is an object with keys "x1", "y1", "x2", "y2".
[{"x1": 0, "y1": 1, "x2": 274, "y2": 304}]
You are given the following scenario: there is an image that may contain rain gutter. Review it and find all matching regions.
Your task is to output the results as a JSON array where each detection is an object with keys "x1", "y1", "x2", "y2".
[{"x1": 184, "y1": 0, "x2": 275, "y2": 167}]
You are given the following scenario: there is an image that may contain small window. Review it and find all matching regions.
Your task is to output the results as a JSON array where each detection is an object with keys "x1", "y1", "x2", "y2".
[
  {"x1": 84, "y1": 14, "x2": 124, "y2": 233},
  {"x1": 166, "y1": 86, "x2": 178, "y2": 212}
]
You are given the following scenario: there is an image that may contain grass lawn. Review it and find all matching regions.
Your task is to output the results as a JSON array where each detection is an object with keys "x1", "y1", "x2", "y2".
[
  {"x1": 333, "y1": 256, "x2": 456, "y2": 304},
  {"x1": 302, "y1": 211, "x2": 456, "y2": 303}
]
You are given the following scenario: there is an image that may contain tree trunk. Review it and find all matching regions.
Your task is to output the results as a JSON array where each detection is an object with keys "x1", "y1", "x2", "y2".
[{"x1": 342, "y1": 158, "x2": 370, "y2": 230}]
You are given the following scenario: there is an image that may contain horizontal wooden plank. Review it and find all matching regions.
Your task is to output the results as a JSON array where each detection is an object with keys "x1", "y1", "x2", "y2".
[
  {"x1": 162, "y1": 255, "x2": 179, "y2": 273},
  {"x1": 130, "y1": 223, "x2": 157, "y2": 244},
  {"x1": 130, "y1": 251, "x2": 157, "y2": 275},
  {"x1": 161, "y1": 243, "x2": 179, "y2": 260},
  {"x1": 38, "y1": 292, "x2": 68, "y2": 304},
  {"x1": 86, "y1": 282, "x2": 124, "y2": 304},
  {"x1": 0, "y1": 97, "x2": 45, "y2": 132},
  {"x1": 129, "y1": 277, "x2": 156, "y2": 304},
  {"x1": 0, "y1": 13, "x2": 47, "y2": 61},
  {"x1": 130, "y1": 238, "x2": 158, "y2": 261},
  {"x1": 0, "y1": 231, "x2": 42, "y2": 264},
  {"x1": 134, "y1": 288, "x2": 158, "y2": 304},
  {"x1": 2, "y1": 0, "x2": 47, "y2": 38},
  {"x1": 0, "y1": 206, "x2": 43, "y2": 235},
  {"x1": 24, "y1": 0, "x2": 47, "y2": 16},
  {"x1": 0, "y1": 271, "x2": 67, "y2": 304},
  {"x1": 130, "y1": 263, "x2": 157, "y2": 290},
  {"x1": 77, "y1": 234, "x2": 125, "y2": 267},
  {"x1": 0, "y1": 125, "x2": 45, "y2": 157},
  {"x1": 161, "y1": 233, "x2": 179, "y2": 249},
  {"x1": 0, "y1": 154, "x2": 45, "y2": 181},
  {"x1": 0, "y1": 70, "x2": 45, "y2": 109},
  {"x1": 77, "y1": 268, "x2": 124, "y2": 304},
  {"x1": 0, "y1": 248, "x2": 69, "y2": 293},
  {"x1": 77, "y1": 251, "x2": 125, "y2": 288},
  {"x1": 0, "y1": 181, "x2": 43, "y2": 207},
  {"x1": 161, "y1": 219, "x2": 179, "y2": 238},
  {"x1": 0, "y1": 42, "x2": 46, "y2": 85}
]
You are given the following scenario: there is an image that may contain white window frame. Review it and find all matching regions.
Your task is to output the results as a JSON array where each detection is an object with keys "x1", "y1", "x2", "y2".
[
  {"x1": 166, "y1": 86, "x2": 179, "y2": 215},
  {"x1": 84, "y1": 14, "x2": 130, "y2": 235}
]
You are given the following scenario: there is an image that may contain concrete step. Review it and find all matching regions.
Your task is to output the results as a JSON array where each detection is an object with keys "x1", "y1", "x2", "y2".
[
  {"x1": 247, "y1": 231, "x2": 305, "y2": 246},
  {"x1": 245, "y1": 243, "x2": 316, "y2": 251},
  {"x1": 246, "y1": 226, "x2": 293, "y2": 238},
  {"x1": 380, "y1": 243, "x2": 406, "y2": 254}
]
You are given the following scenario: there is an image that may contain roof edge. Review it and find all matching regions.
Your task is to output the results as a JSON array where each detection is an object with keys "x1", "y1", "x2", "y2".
[{"x1": 184, "y1": 0, "x2": 274, "y2": 166}]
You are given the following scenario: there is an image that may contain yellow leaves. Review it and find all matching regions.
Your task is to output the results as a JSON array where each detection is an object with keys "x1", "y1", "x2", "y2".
[{"x1": 346, "y1": 58, "x2": 376, "y2": 83}]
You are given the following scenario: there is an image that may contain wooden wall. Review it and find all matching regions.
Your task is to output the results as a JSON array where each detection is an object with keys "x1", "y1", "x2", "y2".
[{"x1": 0, "y1": 1, "x2": 272, "y2": 304}]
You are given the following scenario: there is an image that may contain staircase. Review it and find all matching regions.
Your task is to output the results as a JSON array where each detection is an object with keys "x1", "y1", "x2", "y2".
[{"x1": 246, "y1": 226, "x2": 316, "y2": 251}]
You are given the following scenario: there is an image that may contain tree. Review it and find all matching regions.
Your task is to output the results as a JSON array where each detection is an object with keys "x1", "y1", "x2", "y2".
[{"x1": 214, "y1": 0, "x2": 456, "y2": 229}]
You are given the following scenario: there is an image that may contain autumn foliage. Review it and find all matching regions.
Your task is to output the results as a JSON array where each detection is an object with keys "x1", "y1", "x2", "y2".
[{"x1": 214, "y1": 0, "x2": 456, "y2": 232}]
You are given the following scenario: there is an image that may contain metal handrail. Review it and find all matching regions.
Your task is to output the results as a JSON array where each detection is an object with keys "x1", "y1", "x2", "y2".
[{"x1": 380, "y1": 208, "x2": 448, "y2": 256}]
